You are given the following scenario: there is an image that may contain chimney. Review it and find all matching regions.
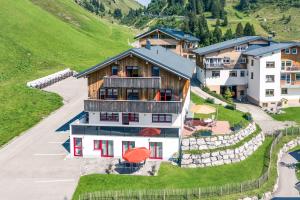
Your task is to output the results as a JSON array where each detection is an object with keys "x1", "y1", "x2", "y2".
[{"x1": 146, "y1": 39, "x2": 151, "y2": 50}]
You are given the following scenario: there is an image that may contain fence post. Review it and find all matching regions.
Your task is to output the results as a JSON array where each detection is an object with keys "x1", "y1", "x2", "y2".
[
  {"x1": 139, "y1": 191, "x2": 142, "y2": 200},
  {"x1": 198, "y1": 188, "x2": 201, "y2": 199},
  {"x1": 240, "y1": 183, "x2": 243, "y2": 193},
  {"x1": 163, "y1": 190, "x2": 166, "y2": 200},
  {"x1": 220, "y1": 186, "x2": 223, "y2": 196}
]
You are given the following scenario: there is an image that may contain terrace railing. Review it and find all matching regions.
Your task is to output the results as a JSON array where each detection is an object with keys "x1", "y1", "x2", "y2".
[
  {"x1": 103, "y1": 76, "x2": 161, "y2": 88},
  {"x1": 78, "y1": 127, "x2": 300, "y2": 200},
  {"x1": 84, "y1": 99, "x2": 183, "y2": 114}
]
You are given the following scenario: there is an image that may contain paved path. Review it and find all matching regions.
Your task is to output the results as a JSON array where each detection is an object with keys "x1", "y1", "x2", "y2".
[
  {"x1": 0, "y1": 77, "x2": 87, "y2": 200},
  {"x1": 235, "y1": 103, "x2": 293, "y2": 133},
  {"x1": 273, "y1": 151, "x2": 300, "y2": 197}
]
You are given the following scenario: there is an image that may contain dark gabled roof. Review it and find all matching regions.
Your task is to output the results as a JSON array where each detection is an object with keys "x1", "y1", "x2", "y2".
[
  {"x1": 76, "y1": 46, "x2": 196, "y2": 79},
  {"x1": 243, "y1": 42, "x2": 300, "y2": 56},
  {"x1": 193, "y1": 36, "x2": 271, "y2": 55},
  {"x1": 134, "y1": 27, "x2": 200, "y2": 42}
]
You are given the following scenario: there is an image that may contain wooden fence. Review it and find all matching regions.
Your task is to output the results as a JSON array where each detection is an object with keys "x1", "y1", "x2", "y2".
[{"x1": 78, "y1": 127, "x2": 300, "y2": 200}]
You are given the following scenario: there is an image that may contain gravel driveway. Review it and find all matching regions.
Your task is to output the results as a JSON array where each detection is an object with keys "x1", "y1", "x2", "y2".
[{"x1": 0, "y1": 77, "x2": 87, "y2": 200}]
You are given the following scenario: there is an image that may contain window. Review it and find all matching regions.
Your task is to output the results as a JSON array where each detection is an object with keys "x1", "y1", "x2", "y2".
[
  {"x1": 99, "y1": 88, "x2": 118, "y2": 100},
  {"x1": 262, "y1": 103, "x2": 268, "y2": 107},
  {"x1": 223, "y1": 57, "x2": 230, "y2": 64},
  {"x1": 266, "y1": 61, "x2": 275, "y2": 68},
  {"x1": 281, "y1": 88, "x2": 288, "y2": 95},
  {"x1": 160, "y1": 89, "x2": 172, "y2": 101},
  {"x1": 281, "y1": 61, "x2": 285, "y2": 70},
  {"x1": 212, "y1": 70, "x2": 220, "y2": 78},
  {"x1": 240, "y1": 57, "x2": 247, "y2": 64},
  {"x1": 296, "y1": 74, "x2": 300, "y2": 81},
  {"x1": 152, "y1": 66, "x2": 160, "y2": 77},
  {"x1": 240, "y1": 90, "x2": 245, "y2": 96},
  {"x1": 251, "y1": 72, "x2": 254, "y2": 79},
  {"x1": 111, "y1": 66, "x2": 118, "y2": 76},
  {"x1": 292, "y1": 48, "x2": 297, "y2": 54},
  {"x1": 240, "y1": 71, "x2": 245, "y2": 77},
  {"x1": 100, "y1": 112, "x2": 119, "y2": 122},
  {"x1": 286, "y1": 60, "x2": 292, "y2": 67},
  {"x1": 281, "y1": 74, "x2": 286, "y2": 80},
  {"x1": 122, "y1": 141, "x2": 135, "y2": 156},
  {"x1": 285, "y1": 48, "x2": 290, "y2": 54},
  {"x1": 266, "y1": 75, "x2": 275, "y2": 83},
  {"x1": 265, "y1": 89, "x2": 274, "y2": 97},
  {"x1": 162, "y1": 45, "x2": 176, "y2": 49},
  {"x1": 73, "y1": 138, "x2": 82, "y2": 157},
  {"x1": 100, "y1": 140, "x2": 114, "y2": 157},
  {"x1": 229, "y1": 71, "x2": 237, "y2": 77},
  {"x1": 127, "y1": 89, "x2": 139, "y2": 100},
  {"x1": 251, "y1": 60, "x2": 254, "y2": 66},
  {"x1": 152, "y1": 114, "x2": 172, "y2": 123},
  {"x1": 234, "y1": 45, "x2": 248, "y2": 52},
  {"x1": 94, "y1": 140, "x2": 101, "y2": 150},
  {"x1": 126, "y1": 66, "x2": 139, "y2": 77},
  {"x1": 149, "y1": 142, "x2": 162, "y2": 159},
  {"x1": 123, "y1": 113, "x2": 139, "y2": 122}
]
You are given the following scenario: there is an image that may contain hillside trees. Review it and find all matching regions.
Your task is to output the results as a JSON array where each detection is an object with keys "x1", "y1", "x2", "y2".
[{"x1": 74, "y1": 0, "x2": 105, "y2": 15}]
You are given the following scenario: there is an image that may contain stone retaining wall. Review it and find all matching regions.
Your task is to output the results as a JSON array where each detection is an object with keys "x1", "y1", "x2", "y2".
[
  {"x1": 181, "y1": 123, "x2": 256, "y2": 151},
  {"x1": 181, "y1": 132, "x2": 265, "y2": 168}
]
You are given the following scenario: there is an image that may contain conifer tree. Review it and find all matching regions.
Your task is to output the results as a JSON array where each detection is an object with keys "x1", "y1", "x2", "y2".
[{"x1": 235, "y1": 22, "x2": 244, "y2": 37}]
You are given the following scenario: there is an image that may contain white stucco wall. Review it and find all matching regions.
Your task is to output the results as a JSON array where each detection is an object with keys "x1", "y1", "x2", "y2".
[
  {"x1": 204, "y1": 69, "x2": 248, "y2": 86},
  {"x1": 281, "y1": 88, "x2": 300, "y2": 100},
  {"x1": 247, "y1": 56, "x2": 261, "y2": 103},
  {"x1": 69, "y1": 134, "x2": 179, "y2": 161}
]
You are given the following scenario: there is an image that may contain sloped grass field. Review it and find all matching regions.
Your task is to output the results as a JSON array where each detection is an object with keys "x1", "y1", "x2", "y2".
[
  {"x1": 0, "y1": 0, "x2": 134, "y2": 146},
  {"x1": 271, "y1": 107, "x2": 300, "y2": 124},
  {"x1": 73, "y1": 138, "x2": 272, "y2": 199}
]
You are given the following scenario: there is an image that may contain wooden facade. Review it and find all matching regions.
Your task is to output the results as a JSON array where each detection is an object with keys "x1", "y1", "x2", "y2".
[
  {"x1": 138, "y1": 30, "x2": 197, "y2": 58},
  {"x1": 86, "y1": 54, "x2": 190, "y2": 107}
]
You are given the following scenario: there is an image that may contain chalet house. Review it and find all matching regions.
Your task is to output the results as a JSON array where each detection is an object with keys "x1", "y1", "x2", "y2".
[
  {"x1": 194, "y1": 36, "x2": 300, "y2": 107},
  {"x1": 70, "y1": 46, "x2": 195, "y2": 160},
  {"x1": 135, "y1": 27, "x2": 200, "y2": 59}
]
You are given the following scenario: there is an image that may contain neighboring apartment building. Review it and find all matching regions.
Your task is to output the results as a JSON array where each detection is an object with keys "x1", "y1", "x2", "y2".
[
  {"x1": 70, "y1": 46, "x2": 195, "y2": 160},
  {"x1": 135, "y1": 27, "x2": 200, "y2": 59},
  {"x1": 194, "y1": 36, "x2": 300, "y2": 107}
]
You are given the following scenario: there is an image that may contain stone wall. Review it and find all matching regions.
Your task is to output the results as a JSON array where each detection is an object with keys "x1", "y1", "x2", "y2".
[
  {"x1": 181, "y1": 123, "x2": 256, "y2": 151},
  {"x1": 181, "y1": 132, "x2": 265, "y2": 168}
]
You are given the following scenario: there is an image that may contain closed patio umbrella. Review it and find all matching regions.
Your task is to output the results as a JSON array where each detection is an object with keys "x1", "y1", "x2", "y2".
[
  {"x1": 139, "y1": 128, "x2": 161, "y2": 137},
  {"x1": 123, "y1": 147, "x2": 150, "y2": 163}
]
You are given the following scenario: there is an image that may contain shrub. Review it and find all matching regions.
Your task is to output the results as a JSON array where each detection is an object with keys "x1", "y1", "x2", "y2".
[
  {"x1": 205, "y1": 97, "x2": 215, "y2": 104},
  {"x1": 243, "y1": 112, "x2": 253, "y2": 121},
  {"x1": 225, "y1": 104, "x2": 236, "y2": 110}
]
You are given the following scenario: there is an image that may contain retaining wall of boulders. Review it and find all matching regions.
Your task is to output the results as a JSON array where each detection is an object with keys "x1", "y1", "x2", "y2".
[
  {"x1": 181, "y1": 132, "x2": 265, "y2": 168},
  {"x1": 181, "y1": 123, "x2": 256, "y2": 151}
]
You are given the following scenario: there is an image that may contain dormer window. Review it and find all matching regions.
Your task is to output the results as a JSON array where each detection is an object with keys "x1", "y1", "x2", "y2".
[
  {"x1": 285, "y1": 48, "x2": 290, "y2": 54},
  {"x1": 240, "y1": 57, "x2": 247, "y2": 64},
  {"x1": 292, "y1": 48, "x2": 298, "y2": 54}
]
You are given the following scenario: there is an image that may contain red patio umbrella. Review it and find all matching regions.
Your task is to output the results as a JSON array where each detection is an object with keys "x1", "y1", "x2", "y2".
[
  {"x1": 123, "y1": 147, "x2": 150, "y2": 163},
  {"x1": 139, "y1": 128, "x2": 161, "y2": 137}
]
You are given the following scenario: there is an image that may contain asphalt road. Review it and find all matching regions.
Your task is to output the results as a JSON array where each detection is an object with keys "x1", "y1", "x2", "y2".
[
  {"x1": 273, "y1": 150, "x2": 300, "y2": 198},
  {"x1": 0, "y1": 77, "x2": 87, "y2": 200}
]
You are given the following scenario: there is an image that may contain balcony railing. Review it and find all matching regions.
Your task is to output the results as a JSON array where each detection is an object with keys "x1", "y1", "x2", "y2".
[
  {"x1": 281, "y1": 66, "x2": 300, "y2": 71},
  {"x1": 204, "y1": 63, "x2": 224, "y2": 68},
  {"x1": 71, "y1": 124, "x2": 179, "y2": 138},
  {"x1": 84, "y1": 99, "x2": 183, "y2": 114},
  {"x1": 281, "y1": 80, "x2": 300, "y2": 88},
  {"x1": 103, "y1": 76, "x2": 161, "y2": 88}
]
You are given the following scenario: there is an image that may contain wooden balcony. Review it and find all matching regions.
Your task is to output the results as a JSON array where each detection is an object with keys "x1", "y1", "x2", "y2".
[
  {"x1": 204, "y1": 63, "x2": 224, "y2": 69},
  {"x1": 103, "y1": 76, "x2": 161, "y2": 88},
  {"x1": 84, "y1": 99, "x2": 183, "y2": 114},
  {"x1": 281, "y1": 66, "x2": 300, "y2": 72}
]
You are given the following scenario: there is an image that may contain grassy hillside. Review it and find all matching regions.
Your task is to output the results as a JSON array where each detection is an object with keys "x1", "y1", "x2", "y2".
[
  {"x1": 101, "y1": 0, "x2": 142, "y2": 14},
  {"x1": 0, "y1": 0, "x2": 134, "y2": 146}
]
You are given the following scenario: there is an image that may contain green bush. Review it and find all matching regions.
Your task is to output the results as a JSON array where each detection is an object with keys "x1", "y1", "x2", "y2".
[
  {"x1": 192, "y1": 129, "x2": 212, "y2": 137},
  {"x1": 205, "y1": 97, "x2": 215, "y2": 104},
  {"x1": 225, "y1": 104, "x2": 236, "y2": 110},
  {"x1": 243, "y1": 112, "x2": 253, "y2": 121}
]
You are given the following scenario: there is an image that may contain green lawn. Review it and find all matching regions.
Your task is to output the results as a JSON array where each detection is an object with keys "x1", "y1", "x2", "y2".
[
  {"x1": 191, "y1": 92, "x2": 249, "y2": 127},
  {"x1": 271, "y1": 107, "x2": 300, "y2": 124},
  {"x1": 0, "y1": 0, "x2": 134, "y2": 146},
  {"x1": 73, "y1": 137, "x2": 272, "y2": 199}
]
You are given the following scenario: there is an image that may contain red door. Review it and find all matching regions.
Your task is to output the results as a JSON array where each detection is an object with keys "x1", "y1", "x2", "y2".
[
  {"x1": 149, "y1": 142, "x2": 162, "y2": 159},
  {"x1": 73, "y1": 138, "x2": 82, "y2": 157}
]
